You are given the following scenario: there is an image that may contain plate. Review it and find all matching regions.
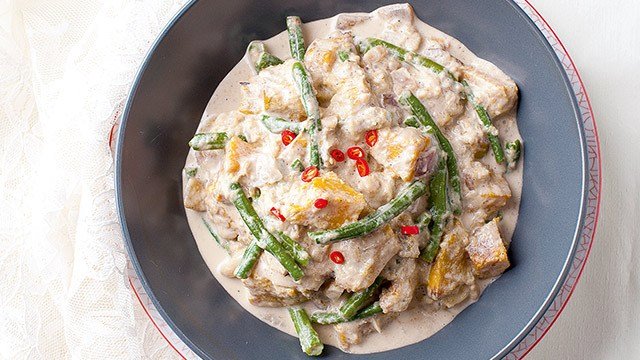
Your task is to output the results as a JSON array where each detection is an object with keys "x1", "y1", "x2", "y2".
[{"x1": 115, "y1": 0, "x2": 601, "y2": 358}]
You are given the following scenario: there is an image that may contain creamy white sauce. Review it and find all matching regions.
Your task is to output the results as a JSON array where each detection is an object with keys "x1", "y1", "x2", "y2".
[{"x1": 184, "y1": 4, "x2": 523, "y2": 354}]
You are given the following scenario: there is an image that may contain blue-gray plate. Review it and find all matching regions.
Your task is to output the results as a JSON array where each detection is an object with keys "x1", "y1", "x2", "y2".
[{"x1": 116, "y1": 0, "x2": 588, "y2": 358}]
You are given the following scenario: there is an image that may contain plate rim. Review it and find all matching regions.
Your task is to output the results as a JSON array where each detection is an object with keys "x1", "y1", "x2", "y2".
[{"x1": 115, "y1": 1, "x2": 602, "y2": 358}]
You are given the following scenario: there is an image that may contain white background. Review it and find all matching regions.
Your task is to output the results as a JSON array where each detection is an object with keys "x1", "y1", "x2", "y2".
[{"x1": 0, "y1": 0, "x2": 638, "y2": 359}]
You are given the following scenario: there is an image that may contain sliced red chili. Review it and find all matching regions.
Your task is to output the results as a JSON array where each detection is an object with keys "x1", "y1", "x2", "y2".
[
  {"x1": 281, "y1": 130, "x2": 296, "y2": 146},
  {"x1": 270, "y1": 207, "x2": 286, "y2": 222},
  {"x1": 355, "y1": 158, "x2": 370, "y2": 177},
  {"x1": 401, "y1": 225, "x2": 420, "y2": 236},
  {"x1": 301, "y1": 166, "x2": 319, "y2": 182},
  {"x1": 346, "y1": 146, "x2": 365, "y2": 160},
  {"x1": 314, "y1": 198, "x2": 328, "y2": 209},
  {"x1": 330, "y1": 251, "x2": 345, "y2": 264},
  {"x1": 330, "y1": 149, "x2": 345, "y2": 162},
  {"x1": 365, "y1": 129, "x2": 378, "y2": 147}
]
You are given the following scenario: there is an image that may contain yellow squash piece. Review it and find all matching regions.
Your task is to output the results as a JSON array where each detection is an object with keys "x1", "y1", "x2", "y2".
[
  {"x1": 283, "y1": 171, "x2": 367, "y2": 229},
  {"x1": 427, "y1": 220, "x2": 474, "y2": 302}
]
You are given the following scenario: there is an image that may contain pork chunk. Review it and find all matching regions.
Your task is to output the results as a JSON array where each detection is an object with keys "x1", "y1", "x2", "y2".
[
  {"x1": 332, "y1": 225, "x2": 401, "y2": 292},
  {"x1": 462, "y1": 66, "x2": 518, "y2": 118},
  {"x1": 369, "y1": 127, "x2": 430, "y2": 181},
  {"x1": 466, "y1": 217, "x2": 510, "y2": 278},
  {"x1": 380, "y1": 257, "x2": 419, "y2": 313}
]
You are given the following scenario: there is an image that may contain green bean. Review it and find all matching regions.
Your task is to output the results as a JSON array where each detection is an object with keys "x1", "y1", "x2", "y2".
[
  {"x1": 310, "y1": 301, "x2": 383, "y2": 324},
  {"x1": 358, "y1": 38, "x2": 454, "y2": 79},
  {"x1": 420, "y1": 158, "x2": 449, "y2": 263},
  {"x1": 202, "y1": 218, "x2": 230, "y2": 253},
  {"x1": 339, "y1": 277, "x2": 384, "y2": 319},
  {"x1": 309, "y1": 180, "x2": 427, "y2": 244},
  {"x1": 286, "y1": 16, "x2": 306, "y2": 61},
  {"x1": 256, "y1": 52, "x2": 283, "y2": 72},
  {"x1": 234, "y1": 241, "x2": 262, "y2": 279},
  {"x1": 230, "y1": 183, "x2": 304, "y2": 281},
  {"x1": 403, "y1": 116, "x2": 420, "y2": 128},
  {"x1": 184, "y1": 167, "x2": 198, "y2": 177},
  {"x1": 289, "y1": 307, "x2": 323, "y2": 356},
  {"x1": 291, "y1": 158, "x2": 304, "y2": 172},
  {"x1": 188, "y1": 132, "x2": 228, "y2": 150},
  {"x1": 292, "y1": 61, "x2": 322, "y2": 168},
  {"x1": 462, "y1": 81, "x2": 505, "y2": 163},
  {"x1": 416, "y1": 211, "x2": 432, "y2": 232},
  {"x1": 353, "y1": 302, "x2": 383, "y2": 319},
  {"x1": 505, "y1": 139, "x2": 522, "y2": 170},
  {"x1": 260, "y1": 114, "x2": 306, "y2": 134},
  {"x1": 400, "y1": 92, "x2": 461, "y2": 214},
  {"x1": 338, "y1": 50, "x2": 349, "y2": 62},
  {"x1": 310, "y1": 311, "x2": 346, "y2": 325},
  {"x1": 276, "y1": 231, "x2": 310, "y2": 267}
]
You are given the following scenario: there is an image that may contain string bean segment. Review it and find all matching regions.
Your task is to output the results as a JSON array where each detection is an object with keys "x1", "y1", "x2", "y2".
[
  {"x1": 289, "y1": 307, "x2": 324, "y2": 356},
  {"x1": 462, "y1": 81, "x2": 505, "y2": 163},
  {"x1": 505, "y1": 139, "x2": 522, "y2": 170},
  {"x1": 188, "y1": 132, "x2": 229, "y2": 151},
  {"x1": 260, "y1": 114, "x2": 306, "y2": 134},
  {"x1": 420, "y1": 157, "x2": 449, "y2": 263},
  {"x1": 230, "y1": 182, "x2": 304, "y2": 281},
  {"x1": 292, "y1": 61, "x2": 322, "y2": 168},
  {"x1": 286, "y1": 16, "x2": 306, "y2": 61},
  {"x1": 310, "y1": 302, "x2": 383, "y2": 325},
  {"x1": 309, "y1": 180, "x2": 428, "y2": 244},
  {"x1": 276, "y1": 231, "x2": 310, "y2": 267},
  {"x1": 400, "y1": 92, "x2": 461, "y2": 213},
  {"x1": 339, "y1": 277, "x2": 384, "y2": 319},
  {"x1": 256, "y1": 51, "x2": 283, "y2": 72}
]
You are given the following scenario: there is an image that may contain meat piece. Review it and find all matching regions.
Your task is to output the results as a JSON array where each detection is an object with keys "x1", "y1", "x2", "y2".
[
  {"x1": 462, "y1": 65, "x2": 518, "y2": 118},
  {"x1": 380, "y1": 257, "x2": 419, "y2": 313},
  {"x1": 460, "y1": 160, "x2": 511, "y2": 225},
  {"x1": 378, "y1": 4, "x2": 422, "y2": 51},
  {"x1": 331, "y1": 225, "x2": 401, "y2": 292},
  {"x1": 183, "y1": 177, "x2": 207, "y2": 211},
  {"x1": 223, "y1": 136, "x2": 283, "y2": 187},
  {"x1": 333, "y1": 168, "x2": 398, "y2": 209},
  {"x1": 333, "y1": 313, "x2": 394, "y2": 350},
  {"x1": 427, "y1": 219, "x2": 475, "y2": 307},
  {"x1": 340, "y1": 106, "x2": 394, "y2": 141},
  {"x1": 243, "y1": 276, "x2": 306, "y2": 307},
  {"x1": 369, "y1": 127, "x2": 430, "y2": 181},
  {"x1": 281, "y1": 171, "x2": 368, "y2": 229},
  {"x1": 239, "y1": 59, "x2": 307, "y2": 120},
  {"x1": 466, "y1": 218, "x2": 510, "y2": 278}
]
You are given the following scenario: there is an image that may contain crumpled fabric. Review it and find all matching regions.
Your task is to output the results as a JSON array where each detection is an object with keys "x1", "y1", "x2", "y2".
[{"x1": 0, "y1": 0, "x2": 186, "y2": 358}]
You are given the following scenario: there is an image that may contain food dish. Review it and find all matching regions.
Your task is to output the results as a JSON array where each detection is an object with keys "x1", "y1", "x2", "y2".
[
  {"x1": 182, "y1": 4, "x2": 523, "y2": 355},
  {"x1": 116, "y1": 0, "x2": 591, "y2": 358}
]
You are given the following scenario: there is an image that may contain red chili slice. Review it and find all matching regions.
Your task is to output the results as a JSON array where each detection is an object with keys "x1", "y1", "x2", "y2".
[
  {"x1": 330, "y1": 149, "x2": 345, "y2": 162},
  {"x1": 355, "y1": 158, "x2": 370, "y2": 177},
  {"x1": 270, "y1": 207, "x2": 286, "y2": 222},
  {"x1": 330, "y1": 251, "x2": 345, "y2": 264},
  {"x1": 301, "y1": 166, "x2": 319, "y2": 182},
  {"x1": 346, "y1": 146, "x2": 365, "y2": 160},
  {"x1": 365, "y1": 129, "x2": 378, "y2": 147},
  {"x1": 314, "y1": 198, "x2": 328, "y2": 209},
  {"x1": 281, "y1": 130, "x2": 296, "y2": 146},
  {"x1": 401, "y1": 225, "x2": 420, "y2": 236}
]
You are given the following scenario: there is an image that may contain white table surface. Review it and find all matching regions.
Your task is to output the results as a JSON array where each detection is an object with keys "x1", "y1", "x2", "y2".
[
  {"x1": 525, "y1": 1, "x2": 639, "y2": 359},
  {"x1": 0, "y1": 0, "x2": 638, "y2": 359}
]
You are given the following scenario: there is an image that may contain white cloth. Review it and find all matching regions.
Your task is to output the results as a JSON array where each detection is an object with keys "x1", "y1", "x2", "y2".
[
  {"x1": 0, "y1": 0, "x2": 637, "y2": 359},
  {"x1": 0, "y1": 0, "x2": 186, "y2": 358}
]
